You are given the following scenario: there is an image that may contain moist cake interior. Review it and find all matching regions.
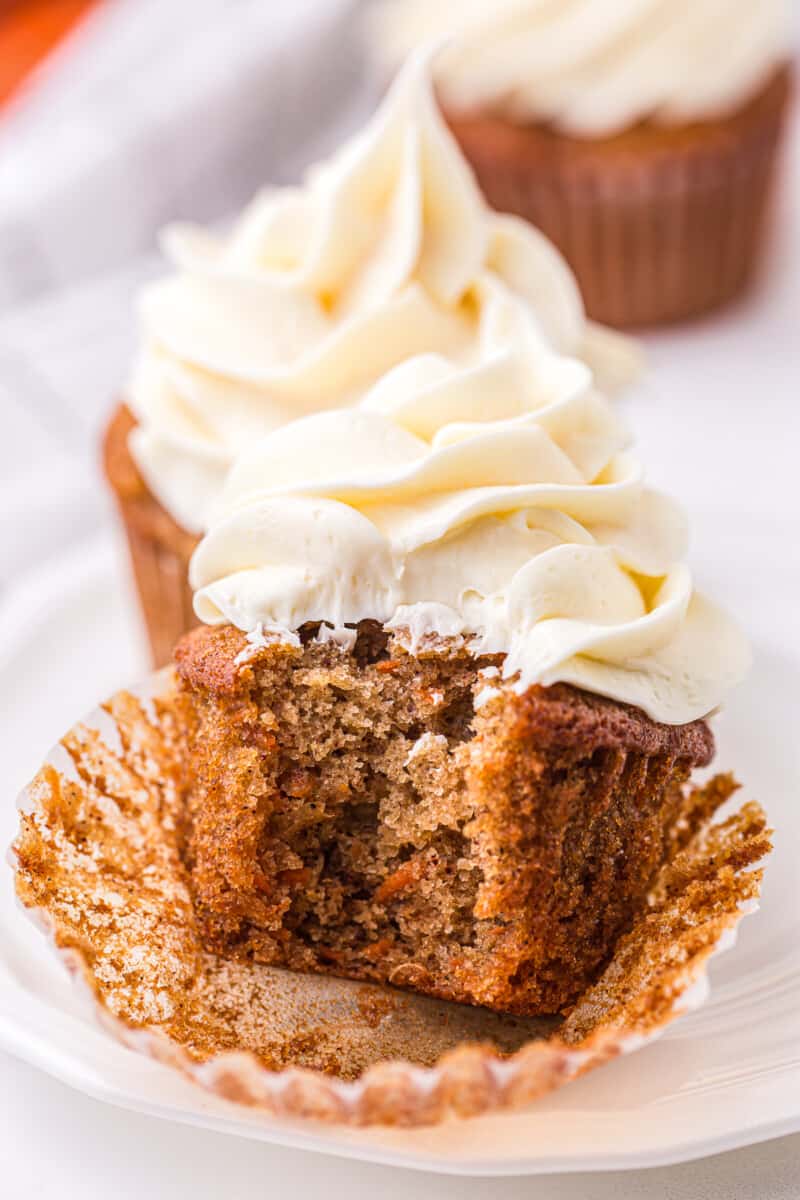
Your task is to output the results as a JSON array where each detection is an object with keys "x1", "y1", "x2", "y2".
[
  {"x1": 184, "y1": 623, "x2": 497, "y2": 985},
  {"x1": 178, "y1": 621, "x2": 711, "y2": 1015}
]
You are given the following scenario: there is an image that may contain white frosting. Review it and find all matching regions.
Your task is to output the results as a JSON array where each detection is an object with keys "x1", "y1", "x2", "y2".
[
  {"x1": 128, "y1": 47, "x2": 640, "y2": 533},
  {"x1": 190, "y1": 353, "x2": 750, "y2": 726},
  {"x1": 233, "y1": 621, "x2": 301, "y2": 666},
  {"x1": 369, "y1": 1, "x2": 789, "y2": 135}
]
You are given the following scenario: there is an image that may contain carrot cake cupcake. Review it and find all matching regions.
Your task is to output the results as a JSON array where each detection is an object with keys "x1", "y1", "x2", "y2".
[
  {"x1": 14, "y1": 326, "x2": 766, "y2": 1116},
  {"x1": 104, "y1": 49, "x2": 640, "y2": 666},
  {"x1": 174, "y1": 338, "x2": 751, "y2": 1016},
  {"x1": 369, "y1": 2, "x2": 793, "y2": 327}
]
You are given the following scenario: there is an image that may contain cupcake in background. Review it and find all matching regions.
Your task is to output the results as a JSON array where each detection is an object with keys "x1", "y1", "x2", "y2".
[
  {"x1": 105, "y1": 47, "x2": 640, "y2": 666},
  {"x1": 369, "y1": 1, "x2": 793, "y2": 328}
]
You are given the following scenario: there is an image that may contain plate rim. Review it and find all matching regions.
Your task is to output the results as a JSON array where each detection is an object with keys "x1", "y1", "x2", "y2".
[{"x1": 1, "y1": 999, "x2": 799, "y2": 1177}]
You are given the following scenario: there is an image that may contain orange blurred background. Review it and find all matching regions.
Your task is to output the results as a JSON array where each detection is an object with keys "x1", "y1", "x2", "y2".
[{"x1": 0, "y1": 0, "x2": 99, "y2": 106}]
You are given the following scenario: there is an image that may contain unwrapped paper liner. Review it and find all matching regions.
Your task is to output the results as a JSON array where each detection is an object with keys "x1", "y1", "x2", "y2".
[
  {"x1": 446, "y1": 67, "x2": 791, "y2": 329},
  {"x1": 11, "y1": 671, "x2": 771, "y2": 1127}
]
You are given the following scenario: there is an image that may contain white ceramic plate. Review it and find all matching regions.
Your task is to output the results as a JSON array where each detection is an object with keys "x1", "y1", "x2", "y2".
[{"x1": 0, "y1": 531, "x2": 798, "y2": 1176}]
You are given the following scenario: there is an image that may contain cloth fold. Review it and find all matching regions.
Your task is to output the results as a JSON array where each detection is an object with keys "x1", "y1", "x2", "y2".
[{"x1": 0, "y1": 0, "x2": 372, "y2": 309}]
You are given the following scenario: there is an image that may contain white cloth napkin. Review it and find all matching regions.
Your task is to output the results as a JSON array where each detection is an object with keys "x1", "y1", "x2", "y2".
[
  {"x1": 0, "y1": 0, "x2": 374, "y2": 310},
  {"x1": 0, "y1": 0, "x2": 381, "y2": 597}
]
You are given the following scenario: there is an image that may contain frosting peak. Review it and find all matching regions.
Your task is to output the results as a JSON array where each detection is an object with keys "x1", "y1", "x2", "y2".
[
  {"x1": 129, "y1": 47, "x2": 640, "y2": 533},
  {"x1": 206, "y1": 43, "x2": 488, "y2": 314},
  {"x1": 190, "y1": 352, "x2": 750, "y2": 726}
]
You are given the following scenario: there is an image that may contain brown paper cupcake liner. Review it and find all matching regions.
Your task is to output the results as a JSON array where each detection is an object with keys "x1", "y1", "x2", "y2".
[
  {"x1": 115, "y1": 504, "x2": 197, "y2": 669},
  {"x1": 103, "y1": 404, "x2": 199, "y2": 667},
  {"x1": 11, "y1": 671, "x2": 771, "y2": 1126},
  {"x1": 449, "y1": 68, "x2": 792, "y2": 328}
]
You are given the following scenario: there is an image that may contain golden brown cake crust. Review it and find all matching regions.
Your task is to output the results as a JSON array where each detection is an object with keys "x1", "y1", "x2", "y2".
[
  {"x1": 175, "y1": 622, "x2": 714, "y2": 764},
  {"x1": 174, "y1": 622, "x2": 715, "y2": 1016}
]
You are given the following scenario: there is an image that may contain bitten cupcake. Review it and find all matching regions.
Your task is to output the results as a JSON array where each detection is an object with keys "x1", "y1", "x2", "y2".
[
  {"x1": 369, "y1": 2, "x2": 793, "y2": 328},
  {"x1": 174, "y1": 316, "x2": 751, "y2": 1016},
  {"x1": 104, "y1": 49, "x2": 639, "y2": 666}
]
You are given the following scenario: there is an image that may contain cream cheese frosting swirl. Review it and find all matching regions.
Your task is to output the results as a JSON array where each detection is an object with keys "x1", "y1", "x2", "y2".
[
  {"x1": 128, "y1": 46, "x2": 639, "y2": 534},
  {"x1": 369, "y1": 1, "x2": 789, "y2": 135},
  {"x1": 190, "y1": 350, "x2": 750, "y2": 725}
]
